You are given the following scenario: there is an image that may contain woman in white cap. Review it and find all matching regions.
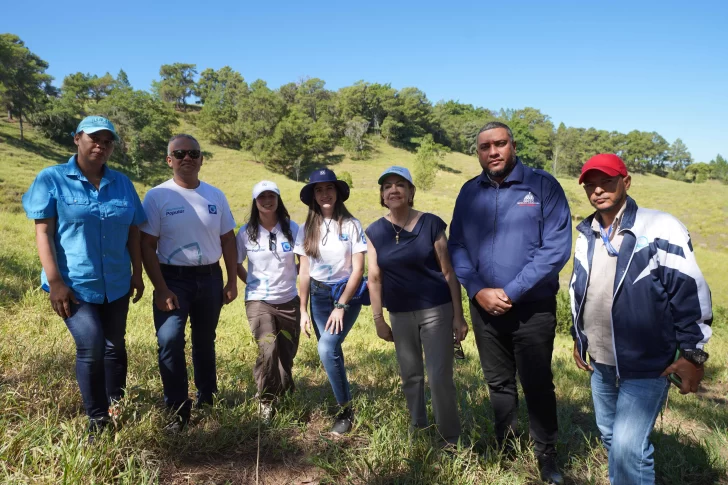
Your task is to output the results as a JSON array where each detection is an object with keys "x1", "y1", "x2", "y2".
[
  {"x1": 294, "y1": 168, "x2": 367, "y2": 435},
  {"x1": 21, "y1": 116, "x2": 146, "y2": 438},
  {"x1": 365, "y1": 166, "x2": 468, "y2": 447},
  {"x1": 236, "y1": 181, "x2": 300, "y2": 421}
]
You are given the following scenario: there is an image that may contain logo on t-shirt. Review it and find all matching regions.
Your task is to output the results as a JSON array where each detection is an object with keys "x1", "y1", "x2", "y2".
[
  {"x1": 208, "y1": 204, "x2": 217, "y2": 214},
  {"x1": 516, "y1": 192, "x2": 540, "y2": 207},
  {"x1": 339, "y1": 234, "x2": 349, "y2": 241},
  {"x1": 165, "y1": 206, "x2": 185, "y2": 217},
  {"x1": 281, "y1": 241, "x2": 292, "y2": 252},
  {"x1": 361, "y1": 233, "x2": 367, "y2": 243}
]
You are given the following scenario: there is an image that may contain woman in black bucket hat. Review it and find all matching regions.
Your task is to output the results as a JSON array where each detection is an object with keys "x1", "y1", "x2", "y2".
[{"x1": 294, "y1": 168, "x2": 366, "y2": 435}]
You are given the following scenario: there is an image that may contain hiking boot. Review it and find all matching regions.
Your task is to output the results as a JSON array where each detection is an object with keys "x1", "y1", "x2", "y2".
[
  {"x1": 537, "y1": 454, "x2": 564, "y2": 485},
  {"x1": 260, "y1": 401, "x2": 274, "y2": 424},
  {"x1": 163, "y1": 413, "x2": 189, "y2": 434},
  {"x1": 194, "y1": 394, "x2": 214, "y2": 410},
  {"x1": 164, "y1": 401, "x2": 191, "y2": 434},
  {"x1": 331, "y1": 406, "x2": 353, "y2": 435}
]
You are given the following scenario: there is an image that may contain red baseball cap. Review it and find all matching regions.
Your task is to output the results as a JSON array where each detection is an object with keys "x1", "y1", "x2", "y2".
[{"x1": 579, "y1": 154, "x2": 628, "y2": 184}]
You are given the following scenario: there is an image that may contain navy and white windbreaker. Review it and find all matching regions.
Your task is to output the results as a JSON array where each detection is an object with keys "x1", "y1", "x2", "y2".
[{"x1": 570, "y1": 196, "x2": 712, "y2": 379}]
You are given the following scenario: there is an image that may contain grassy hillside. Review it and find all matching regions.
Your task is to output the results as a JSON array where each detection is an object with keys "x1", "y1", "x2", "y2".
[{"x1": 1, "y1": 119, "x2": 727, "y2": 484}]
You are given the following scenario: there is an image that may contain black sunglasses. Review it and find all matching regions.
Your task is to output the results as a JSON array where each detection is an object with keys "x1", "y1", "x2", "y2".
[
  {"x1": 170, "y1": 149, "x2": 201, "y2": 160},
  {"x1": 268, "y1": 232, "x2": 277, "y2": 251}
]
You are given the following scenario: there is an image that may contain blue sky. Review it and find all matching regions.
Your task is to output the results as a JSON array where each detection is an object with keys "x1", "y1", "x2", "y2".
[{"x1": 4, "y1": 0, "x2": 727, "y2": 162}]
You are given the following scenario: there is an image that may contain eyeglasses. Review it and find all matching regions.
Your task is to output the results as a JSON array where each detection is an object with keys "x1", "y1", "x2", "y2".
[
  {"x1": 453, "y1": 334, "x2": 465, "y2": 360},
  {"x1": 170, "y1": 149, "x2": 201, "y2": 160},
  {"x1": 268, "y1": 232, "x2": 277, "y2": 251}
]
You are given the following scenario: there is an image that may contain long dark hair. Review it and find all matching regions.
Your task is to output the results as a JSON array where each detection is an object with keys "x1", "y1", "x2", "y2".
[
  {"x1": 246, "y1": 195, "x2": 294, "y2": 245},
  {"x1": 303, "y1": 187, "x2": 355, "y2": 260}
]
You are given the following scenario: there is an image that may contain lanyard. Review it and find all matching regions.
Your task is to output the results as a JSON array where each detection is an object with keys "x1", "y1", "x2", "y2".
[{"x1": 599, "y1": 223, "x2": 619, "y2": 257}]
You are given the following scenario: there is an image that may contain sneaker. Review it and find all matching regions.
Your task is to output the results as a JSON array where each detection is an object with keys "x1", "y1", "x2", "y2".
[
  {"x1": 331, "y1": 407, "x2": 353, "y2": 435},
  {"x1": 537, "y1": 454, "x2": 564, "y2": 485},
  {"x1": 86, "y1": 418, "x2": 109, "y2": 444},
  {"x1": 259, "y1": 401, "x2": 274, "y2": 424}
]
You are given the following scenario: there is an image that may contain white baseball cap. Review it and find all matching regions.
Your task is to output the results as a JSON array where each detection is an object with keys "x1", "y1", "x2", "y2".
[{"x1": 252, "y1": 180, "x2": 280, "y2": 200}]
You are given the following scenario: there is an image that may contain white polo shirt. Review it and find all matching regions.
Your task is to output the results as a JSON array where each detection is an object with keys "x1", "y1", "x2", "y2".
[
  {"x1": 140, "y1": 179, "x2": 236, "y2": 266},
  {"x1": 237, "y1": 221, "x2": 299, "y2": 304},
  {"x1": 294, "y1": 218, "x2": 367, "y2": 284}
]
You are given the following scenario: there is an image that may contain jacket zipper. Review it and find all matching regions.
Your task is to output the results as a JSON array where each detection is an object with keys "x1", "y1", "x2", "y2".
[
  {"x1": 610, "y1": 229, "x2": 636, "y2": 387},
  {"x1": 574, "y1": 231, "x2": 592, "y2": 369},
  {"x1": 491, "y1": 184, "x2": 499, "y2": 282}
]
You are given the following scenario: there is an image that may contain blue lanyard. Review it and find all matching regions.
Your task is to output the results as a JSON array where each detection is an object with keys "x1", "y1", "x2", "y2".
[{"x1": 599, "y1": 223, "x2": 619, "y2": 257}]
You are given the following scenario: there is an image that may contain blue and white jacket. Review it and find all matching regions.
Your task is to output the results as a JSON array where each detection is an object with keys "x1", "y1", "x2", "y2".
[{"x1": 570, "y1": 196, "x2": 712, "y2": 379}]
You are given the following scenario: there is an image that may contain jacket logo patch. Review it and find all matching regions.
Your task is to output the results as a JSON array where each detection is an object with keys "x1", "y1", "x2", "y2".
[
  {"x1": 281, "y1": 242, "x2": 292, "y2": 252},
  {"x1": 208, "y1": 204, "x2": 217, "y2": 214},
  {"x1": 517, "y1": 192, "x2": 540, "y2": 206}
]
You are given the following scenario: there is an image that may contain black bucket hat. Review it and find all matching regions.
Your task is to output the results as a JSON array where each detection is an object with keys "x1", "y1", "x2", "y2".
[{"x1": 300, "y1": 168, "x2": 351, "y2": 206}]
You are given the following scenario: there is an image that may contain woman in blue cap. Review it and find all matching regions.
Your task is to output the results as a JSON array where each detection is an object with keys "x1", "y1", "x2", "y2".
[
  {"x1": 293, "y1": 168, "x2": 366, "y2": 435},
  {"x1": 236, "y1": 180, "x2": 300, "y2": 422},
  {"x1": 22, "y1": 116, "x2": 146, "y2": 437},
  {"x1": 365, "y1": 166, "x2": 468, "y2": 447}
]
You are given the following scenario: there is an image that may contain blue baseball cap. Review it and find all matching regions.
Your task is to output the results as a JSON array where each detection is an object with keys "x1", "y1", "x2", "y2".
[
  {"x1": 73, "y1": 116, "x2": 120, "y2": 141},
  {"x1": 378, "y1": 166, "x2": 414, "y2": 186},
  {"x1": 300, "y1": 168, "x2": 350, "y2": 206}
]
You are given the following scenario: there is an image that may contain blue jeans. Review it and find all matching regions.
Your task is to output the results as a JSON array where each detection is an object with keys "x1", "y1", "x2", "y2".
[
  {"x1": 309, "y1": 280, "x2": 362, "y2": 405},
  {"x1": 64, "y1": 294, "x2": 130, "y2": 421},
  {"x1": 591, "y1": 362, "x2": 670, "y2": 485},
  {"x1": 154, "y1": 264, "x2": 223, "y2": 411}
]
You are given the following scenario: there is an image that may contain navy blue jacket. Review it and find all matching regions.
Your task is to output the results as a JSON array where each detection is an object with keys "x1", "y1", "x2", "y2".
[
  {"x1": 570, "y1": 197, "x2": 713, "y2": 379},
  {"x1": 449, "y1": 159, "x2": 572, "y2": 303}
]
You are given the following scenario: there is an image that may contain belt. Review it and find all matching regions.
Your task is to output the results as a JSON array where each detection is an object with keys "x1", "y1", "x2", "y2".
[
  {"x1": 159, "y1": 262, "x2": 221, "y2": 275},
  {"x1": 311, "y1": 279, "x2": 332, "y2": 290}
]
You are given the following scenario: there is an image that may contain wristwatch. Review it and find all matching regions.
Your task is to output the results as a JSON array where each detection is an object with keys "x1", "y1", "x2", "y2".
[
  {"x1": 333, "y1": 302, "x2": 350, "y2": 311},
  {"x1": 682, "y1": 349, "x2": 709, "y2": 366}
]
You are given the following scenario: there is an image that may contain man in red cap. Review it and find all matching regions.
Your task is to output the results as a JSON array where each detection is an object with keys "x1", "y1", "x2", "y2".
[{"x1": 569, "y1": 154, "x2": 712, "y2": 484}]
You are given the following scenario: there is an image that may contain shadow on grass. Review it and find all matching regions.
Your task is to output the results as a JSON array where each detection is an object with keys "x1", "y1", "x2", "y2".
[
  {"x1": 0, "y1": 130, "x2": 69, "y2": 162},
  {"x1": 438, "y1": 163, "x2": 462, "y2": 174},
  {"x1": 0, "y1": 253, "x2": 38, "y2": 307},
  {"x1": 653, "y1": 429, "x2": 724, "y2": 485}
]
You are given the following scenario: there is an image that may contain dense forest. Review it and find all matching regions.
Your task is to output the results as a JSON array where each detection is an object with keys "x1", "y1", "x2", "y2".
[{"x1": 2, "y1": 33, "x2": 726, "y2": 185}]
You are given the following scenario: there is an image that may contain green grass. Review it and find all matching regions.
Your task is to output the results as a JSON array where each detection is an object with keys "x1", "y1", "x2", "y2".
[{"x1": 1, "y1": 119, "x2": 727, "y2": 484}]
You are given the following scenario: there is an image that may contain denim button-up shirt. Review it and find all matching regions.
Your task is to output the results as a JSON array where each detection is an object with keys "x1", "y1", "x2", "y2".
[{"x1": 22, "y1": 155, "x2": 146, "y2": 303}]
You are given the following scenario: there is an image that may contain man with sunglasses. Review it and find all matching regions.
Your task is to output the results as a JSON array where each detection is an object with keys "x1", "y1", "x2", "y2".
[
  {"x1": 570, "y1": 154, "x2": 712, "y2": 485},
  {"x1": 140, "y1": 134, "x2": 238, "y2": 432}
]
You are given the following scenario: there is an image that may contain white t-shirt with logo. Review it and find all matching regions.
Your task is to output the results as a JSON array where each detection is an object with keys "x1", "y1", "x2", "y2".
[
  {"x1": 140, "y1": 179, "x2": 236, "y2": 266},
  {"x1": 293, "y1": 218, "x2": 367, "y2": 284},
  {"x1": 237, "y1": 221, "x2": 299, "y2": 304}
]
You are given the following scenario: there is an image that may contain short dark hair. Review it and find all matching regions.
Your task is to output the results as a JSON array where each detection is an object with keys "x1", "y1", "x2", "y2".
[
  {"x1": 167, "y1": 134, "x2": 200, "y2": 155},
  {"x1": 477, "y1": 121, "x2": 514, "y2": 145}
]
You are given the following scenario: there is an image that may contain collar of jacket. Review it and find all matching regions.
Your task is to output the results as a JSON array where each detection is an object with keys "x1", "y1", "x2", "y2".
[
  {"x1": 577, "y1": 196, "x2": 638, "y2": 237},
  {"x1": 476, "y1": 157, "x2": 524, "y2": 187}
]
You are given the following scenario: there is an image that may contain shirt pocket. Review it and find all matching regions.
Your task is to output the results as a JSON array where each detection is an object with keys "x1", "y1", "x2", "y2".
[
  {"x1": 107, "y1": 198, "x2": 134, "y2": 226},
  {"x1": 58, "y1": 195, "x2": 90, "y2": 222}
]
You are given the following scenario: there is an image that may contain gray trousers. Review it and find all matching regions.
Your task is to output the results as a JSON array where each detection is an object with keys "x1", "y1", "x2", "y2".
[{"x1": 390, "y1": 302, "x2": 461, "y2": 443}]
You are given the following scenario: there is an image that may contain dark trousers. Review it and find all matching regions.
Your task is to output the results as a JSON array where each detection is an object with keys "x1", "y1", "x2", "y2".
[
  {"x1": 245, "y1": 297, "x2": 301, "y2": 401},
  {"x1": 470, "y1": 297, "x2": 558, "y2": 456},
  {"x1": 153, "y1": 264, "x2": 223, "y2": 413},
  {"x1": 64, "y1": 294, "x2": 130, "y2": 421}
]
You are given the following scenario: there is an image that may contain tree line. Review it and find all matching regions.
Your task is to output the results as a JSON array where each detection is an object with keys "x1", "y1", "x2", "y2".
[{"x1": 1, "y1": 33, "x2": 726, "y2": 186}]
